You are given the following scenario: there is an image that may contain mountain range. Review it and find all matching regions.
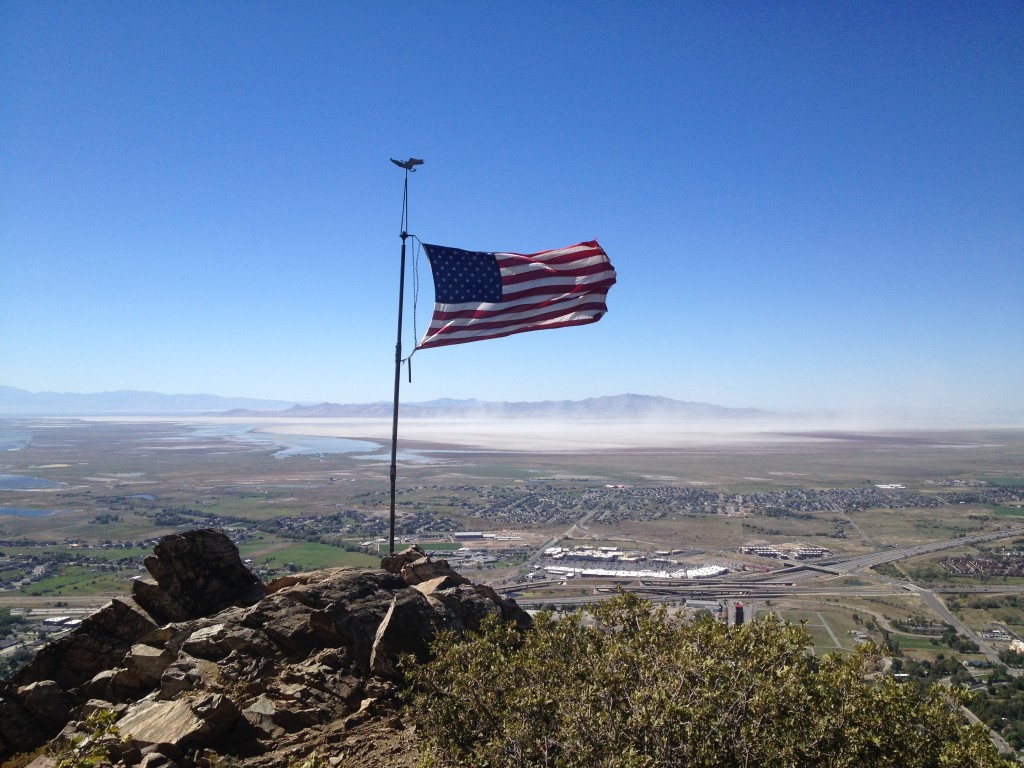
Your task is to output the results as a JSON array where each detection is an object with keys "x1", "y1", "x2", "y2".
[
  {"x1": 221, "y1": 393, "x2": 767, "y2": 420},
  {"x1": 0, "y1": 385, "x2": 296, "y2": 414},
  {"x1": 0, "y1": 386, "x2": 766, "y2": 420}
]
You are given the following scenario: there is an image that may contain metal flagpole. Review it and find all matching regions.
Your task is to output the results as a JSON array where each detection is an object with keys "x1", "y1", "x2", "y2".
[{"x1": 388, "y1": 157, "x2": 423, "y2": 554}]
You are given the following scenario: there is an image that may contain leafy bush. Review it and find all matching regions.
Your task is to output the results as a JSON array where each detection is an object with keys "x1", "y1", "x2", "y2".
[{"x1": 407, "y1": 593, "x2": 1013, "y2": 768}]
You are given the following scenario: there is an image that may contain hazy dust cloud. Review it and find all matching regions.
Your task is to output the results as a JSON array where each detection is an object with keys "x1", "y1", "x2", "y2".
[{"x1": 250, "y1": 417, "x2": 843, "y2": 452}]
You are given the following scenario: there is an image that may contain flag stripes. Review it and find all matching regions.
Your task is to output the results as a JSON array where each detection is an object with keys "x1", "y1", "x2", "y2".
[{"x1": 417, "y1": 240, "x2": 615, "y2": 350}]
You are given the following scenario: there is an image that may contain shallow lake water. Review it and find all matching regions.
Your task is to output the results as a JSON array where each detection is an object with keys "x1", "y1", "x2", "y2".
[{"x1": 0, "y1": 474, "x2": 66, "y2": 490}]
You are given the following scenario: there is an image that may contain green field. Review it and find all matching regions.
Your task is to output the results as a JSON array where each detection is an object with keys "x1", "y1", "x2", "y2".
[
  {"x1": 889, "y1": 633, "x2": 947, "y2": 651},
  {"x1": 418, "y1": 542, "x2": 462, "y2": 551},
  {"x1": 16, "y1": 565, "x2": 132, "y2": 597},
  {"x1": 238, "y1": 540, "x2": 380, "y2": 570}
]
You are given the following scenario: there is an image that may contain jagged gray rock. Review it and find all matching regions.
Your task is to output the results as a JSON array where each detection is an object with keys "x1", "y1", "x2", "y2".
[
  {"x1": 125, "y1": 644, "x2": 176, "y2": 687},
  {"x1": 379, "y1": 544, "x2": 429, "y2": 575},
  {"x1": 117, "y1": 693, "x2": 240, "y2": 752},
  {"x1": 0, "y1": 688, "x2": 42, "y2": 756},
  {"x1": 0, "y1": 536, "x2": 529, "y2": 767},
  {"x1": 368, "y1": 592, "x2": 438, "y2": 679},
  {"x1": 16, "y1": 681, "x2": 69, "y2": 732},
  {"x1": 13, "y1": 596, "x2": 159, "y2": 690},
  {"x1": 242, "y1": 694, "x2": 288, "y2": 737},
  {"x1": 135, "y1": 529, "x2": 266, "y2": 622}
]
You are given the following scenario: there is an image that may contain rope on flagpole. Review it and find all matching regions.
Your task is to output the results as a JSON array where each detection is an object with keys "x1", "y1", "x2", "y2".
[
  {"x1": 411, "y1": 237, "x2": 421, "y2": 359},
  {"x1": 401, "y1": 235, "x2": 424, "y2": 379}
]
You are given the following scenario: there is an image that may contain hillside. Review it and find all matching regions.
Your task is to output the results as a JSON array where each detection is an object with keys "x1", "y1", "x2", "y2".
[{"x1": 0, "y1": 530, "x2": 526, "y2": 767}]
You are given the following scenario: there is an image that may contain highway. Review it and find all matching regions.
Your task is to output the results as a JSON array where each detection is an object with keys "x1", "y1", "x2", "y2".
[{"x1": 754, "y1": 525, "x2": 1024, "y2": 582}]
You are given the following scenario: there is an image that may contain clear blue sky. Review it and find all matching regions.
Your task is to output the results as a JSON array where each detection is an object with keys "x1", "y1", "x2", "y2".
[{"x1": 2, "y1": 1, "x2": 1022, "y2": 418}]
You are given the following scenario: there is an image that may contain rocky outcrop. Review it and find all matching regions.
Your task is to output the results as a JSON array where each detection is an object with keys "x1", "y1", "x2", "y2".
[
  {"x1": 0, "y1": 530, "x2": 530, "y2": 767},
  {"x1": 13, "y1": 596, "x2": 159, "y2": 691},
  {"x1": 133, "y1": 529, "x2": 267, "y2": 622},
  {"x1": 383, "y1": 544, "x2": 531, "y2": 632}
]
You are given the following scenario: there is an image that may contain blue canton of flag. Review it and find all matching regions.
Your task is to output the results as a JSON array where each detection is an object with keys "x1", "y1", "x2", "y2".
[{"x1": 427, "y1": 247, "x2": 503, "y2": 304}]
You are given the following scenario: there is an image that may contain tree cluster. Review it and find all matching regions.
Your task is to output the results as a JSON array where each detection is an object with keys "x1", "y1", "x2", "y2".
[
  {"x1": 0, "y1": 607, "x2": 23, "y2": 639},
  {"x1": 972, "y1": 674, "x2": 1024, "y2": 749}
]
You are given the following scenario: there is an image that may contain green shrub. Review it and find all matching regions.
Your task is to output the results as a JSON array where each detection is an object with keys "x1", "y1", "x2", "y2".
[{"x1": 407, "y1": 593, "x2": 1013, "y2": 768}]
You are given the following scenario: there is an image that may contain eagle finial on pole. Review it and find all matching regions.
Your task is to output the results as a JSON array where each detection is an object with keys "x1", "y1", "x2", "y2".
[{"x1": 391, "y1": 157, "x2": 424, "y2": 172}]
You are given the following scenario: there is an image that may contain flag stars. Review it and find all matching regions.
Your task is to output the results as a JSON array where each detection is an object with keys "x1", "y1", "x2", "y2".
[{"x1": 425, "y1": 245, "x2": 503, "y2": 303}]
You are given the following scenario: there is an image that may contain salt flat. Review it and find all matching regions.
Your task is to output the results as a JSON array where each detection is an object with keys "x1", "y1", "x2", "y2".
[
  {"x1": 77, "y1": 414, "x2": 1023, "y2": 452},
  {"x1": 251, "y1": 417, "x2": 843, "y2": 452}
]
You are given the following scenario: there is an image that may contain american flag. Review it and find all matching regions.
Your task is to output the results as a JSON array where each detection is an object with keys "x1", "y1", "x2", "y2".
[{"x1": 416, "y1": 240, "x2": 616, "y2": 350}]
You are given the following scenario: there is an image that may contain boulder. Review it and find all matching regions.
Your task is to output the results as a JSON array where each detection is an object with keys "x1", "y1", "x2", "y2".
[
  {"x1": 473, "y1": 583, "x2": 533, "y2": 630},
  {"x1": 158, "y1": 654, "x2": 221, "y2": 700},
  {"x1": 238, "y1": 569, "x2": 437, "y2": 675},
  {"x1": 124, "y1": 644, "x2": 176, "y2": 688},
  {"x1": 413, "y1": 573, "x2": 471, "y2": 595},
  {"x1": 131, "y1": 578, "x2": 191, "y2": 623},
  {"x1": 241, "y1": 694, "x2": 286, "y2": 737},
  {"x1": 399, "y1": 556, "x2": 470, "y2": 588},
  {"x1": 13, "y1": 597, "x2": 159, "y2": 691},
  {"x1": 179, "y1": 622, "x2": 276, "y2": 661},
  {"x1": 380, "y1": 545, "x2": 428, "y2": 575},
  {"x1": 369, "y1": 593, "x2": 441, "y2": 678},
  {"x1": 83, "y1": 642, "x2": 178, "y2": 702},
  {"x1": 0, "y1": 690, "x2": 47, "y2": 756},
  {"x1": 80, "y1": 644, "x2": 177, "y2": 704},
  {"x1": 81, "y1": 669, "x2": 120, "y2": 701},
  {"x1": 117, "y1": 693, "x2": 239, "y2": 752},
  {"x1": 134, "y1": 529, "x2": 265, "y2": 622},
  {"x1": 418, "y1": 582, "x2": 531, "y2": 632},
  {"x1": 15, "y1": 681, "x2": 69, "y2": 731}
]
